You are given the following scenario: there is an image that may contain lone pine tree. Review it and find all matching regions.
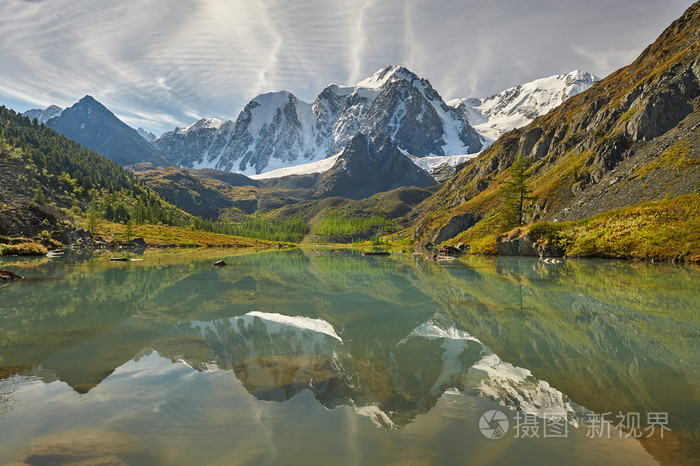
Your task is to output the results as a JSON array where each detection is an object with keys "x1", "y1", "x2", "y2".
[{"x1": 499, "y1": 153, "x2": 533, "y2": 229}]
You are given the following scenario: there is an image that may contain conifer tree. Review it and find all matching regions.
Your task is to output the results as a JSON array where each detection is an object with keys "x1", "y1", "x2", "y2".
[
  {"x1": 33, "y1": 186, "x2": 45, "y2": 204},
  {"x1": 499, "y1": 153, "x2": 533, "y2": 229}
]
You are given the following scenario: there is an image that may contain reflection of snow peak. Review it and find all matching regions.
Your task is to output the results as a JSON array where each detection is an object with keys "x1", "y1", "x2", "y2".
[
  {"x1": 403, "y1": 316, "x2": 578, "y2": 423},
  {"x1": 468, "y1": 352, "x2": 578, "y2": 424},
  {"x1": 354, "y1": 405, "x2": 396, "y2": 430},
  {"x1": 245, "y1": 311, "x2": 342, "y2": 342},
  {"x1": 400, "y1": 321, "x2": 481, "y2": 344}
]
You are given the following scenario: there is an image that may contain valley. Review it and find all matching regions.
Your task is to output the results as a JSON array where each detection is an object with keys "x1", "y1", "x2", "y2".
[
  {"x1": 1, "y1": 5, "x2": 699, "y2": 260},
  {"x1": 0, "y1": 2, "x2": 698, "y2": 465}
]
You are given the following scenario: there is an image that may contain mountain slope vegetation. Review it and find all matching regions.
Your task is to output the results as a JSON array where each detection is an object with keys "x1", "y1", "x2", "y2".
[
  {"x1": 0, "y1": 106, "x2": 273, "y2": 248},
  {"x1": 412, "y1": 2, "x2": 700, "y2": 254}
]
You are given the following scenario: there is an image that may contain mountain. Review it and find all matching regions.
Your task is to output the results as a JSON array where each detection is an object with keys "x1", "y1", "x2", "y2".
[
  {"x1": 42, "y1": 96, "x2": 173, "y2": 167},
  {"x1": 131, "y1": 165, "x2": 263, "y2": 219},
  {"x1": 153, "y1": 117, "x2": 234, "y2": 168},
  {"x1": 136, "y1": 127, "x2": 156, "y2": 142},
  {"x1": 313, "y1": 134, "x2": 436, "y2": 199},
  {"x1": 413, "y1": 3, "x2": 700, "y2": 248},
  {"x1": 448, "y1": 70, "x2": 599, "y2": 140},
  {"x1": 21, "y1": 104, "x2": 63, "y2": 124},
  {"x1": 154, "y1": 66, "x2": 485, "y2": 175},
  {"x1": 0, "y1": 105, "x2": 189, "y2": 244}
]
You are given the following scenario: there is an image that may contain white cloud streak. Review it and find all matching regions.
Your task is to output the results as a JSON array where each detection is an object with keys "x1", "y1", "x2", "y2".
[{"x1": 0, "y1": 0, "x2": 695, "y2": 134}]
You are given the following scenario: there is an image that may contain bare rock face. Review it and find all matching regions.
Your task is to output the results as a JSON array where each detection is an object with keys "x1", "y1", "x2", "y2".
[
  {"x1": 625, "y1": 63, "x2": 700, "y2": 142},
  {"x1": 313, "y1": 134, "x2": 436, "y2": 200},
  {"x1": 431, "y1": 213, "x2": 481, "y2": 245}
]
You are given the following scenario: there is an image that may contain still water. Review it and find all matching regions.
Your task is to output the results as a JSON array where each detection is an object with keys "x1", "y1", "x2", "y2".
[{"x1": 0, "y1": 248, "x2": 698, "y2": 465}]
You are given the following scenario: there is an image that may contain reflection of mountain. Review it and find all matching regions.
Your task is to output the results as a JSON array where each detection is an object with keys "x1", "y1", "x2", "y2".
[
  {"x1": 407, "y1": 257, "x2": 700, "y2": 428},
  {"x1": 155, "y1": 310, "x2": 579, "y2": 429},
  {"x1": 0, "y1": 250, "x2": 697, "y2": 443}
]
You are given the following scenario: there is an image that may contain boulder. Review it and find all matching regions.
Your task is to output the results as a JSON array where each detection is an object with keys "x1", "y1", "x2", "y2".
[
  {"x1": 13, "y1": 430, "x2": 153, "y2": 465},
  {"x1": 496, "y1": 228, "x2": 564, "y2": 257},
  {"x1": 438, "y1": 244, "x2": 462, "y2": 255},
  {"x1": 131, "y1": 237, "x2": 147, "y2": 248}
]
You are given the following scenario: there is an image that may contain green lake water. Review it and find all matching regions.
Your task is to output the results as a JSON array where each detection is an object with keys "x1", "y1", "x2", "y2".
[{"x1": 0, "y1": 248, "x2": 698, "y2": 465}]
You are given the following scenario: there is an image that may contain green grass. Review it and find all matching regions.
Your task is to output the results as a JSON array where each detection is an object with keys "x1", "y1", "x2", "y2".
[
  {"x1": 525, "y1": 194, "x2": 700, "y2": 261},
  {"x1": 0, "y1": 242, "x2": 49, "y2": 256},
  {"x1": 89, "y1": 220, "x2": 283, "y2": 248}
]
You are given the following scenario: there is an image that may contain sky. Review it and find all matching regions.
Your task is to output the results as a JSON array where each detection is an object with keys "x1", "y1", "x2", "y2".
[{"x1": 0, "y1": 0, "x2": 695, "y2": 135}]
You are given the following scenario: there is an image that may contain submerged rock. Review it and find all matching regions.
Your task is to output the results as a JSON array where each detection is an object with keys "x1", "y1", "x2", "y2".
[
  {"x1": 0, "y1": 269, "x2": 23, "y2": 280},
  {"x1": 14, "y1": 430, "x2": 154, "y2": 465}
]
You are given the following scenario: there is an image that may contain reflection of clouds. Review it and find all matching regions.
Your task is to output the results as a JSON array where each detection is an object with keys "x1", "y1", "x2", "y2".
[{"x1": 0, "y1": 378, "x2": 18, "y2": 418}]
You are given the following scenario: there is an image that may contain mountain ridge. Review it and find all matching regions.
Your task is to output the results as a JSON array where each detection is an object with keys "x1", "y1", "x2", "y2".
[
  {"x1": 40, "y1": 96, "x2": 174, "y2": 167},
  {"x1": 153, "y1": 65, "x2": 485, "y2": 175},
  {"x1": 448, "y1": 70, "x2": 600, "y2": 140},
  {"x1": 412, "y1": 2, "x2": 700, "y2": 248}
]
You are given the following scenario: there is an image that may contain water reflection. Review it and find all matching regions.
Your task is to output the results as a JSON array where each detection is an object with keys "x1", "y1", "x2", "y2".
[
  {"x1": 0, "y1": 249, "x2": 697, "y2": 464},
  {"x1": 155, "y1": 310, "x2": 580, "y2": 429}
]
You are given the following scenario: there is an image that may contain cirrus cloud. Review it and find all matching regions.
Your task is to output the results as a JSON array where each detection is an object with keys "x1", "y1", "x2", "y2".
[{"x1": 0, "y1": 0, "x2": 694, "y2": 134}]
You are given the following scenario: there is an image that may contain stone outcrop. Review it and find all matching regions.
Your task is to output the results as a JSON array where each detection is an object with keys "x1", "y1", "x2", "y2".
[{"x1": 496, "y1": 228, "x2": 564, "y2": 257}]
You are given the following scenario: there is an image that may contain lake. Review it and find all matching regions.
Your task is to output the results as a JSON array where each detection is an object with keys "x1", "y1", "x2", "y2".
[{"x1": 0, "y1": 248, "x2": 698, "y2": 465}]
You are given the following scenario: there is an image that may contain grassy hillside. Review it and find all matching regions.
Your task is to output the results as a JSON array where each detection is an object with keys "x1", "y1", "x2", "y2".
[
  {"x1": 0, "y1": 107, "x2": 276, "y2": 249},
  {"x1": 411, "y1": 3, "x2": 700, "y2": 258},
  {"x1": 462, "y1": 194, "x2": 700, "y2": 261}
]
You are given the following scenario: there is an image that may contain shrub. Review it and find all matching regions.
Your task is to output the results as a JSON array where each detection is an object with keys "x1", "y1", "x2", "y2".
[{"x1": 0, "y1": 242, "x2": 48, "y2": 256}]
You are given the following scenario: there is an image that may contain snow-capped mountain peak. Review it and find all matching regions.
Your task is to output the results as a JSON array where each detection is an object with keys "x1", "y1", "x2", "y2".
[
  {"x1": 184, "y1": 118, "x2": 225, "y2": 133},
  {"x1": 355, "y1": 65, "x2": 417, "y2": 89},
  {"x1": 154, "y1": 65, "x2": 484, "y2": 175},
  {"x1": 448, "y1": 70, "x2": 599, "y2": 140},
  {"x1": 136, "y1": 127, "x2": 157, "y2": 142},
  {"x1": 21, "y1": 104, "x2": 64, "y2": 124}
]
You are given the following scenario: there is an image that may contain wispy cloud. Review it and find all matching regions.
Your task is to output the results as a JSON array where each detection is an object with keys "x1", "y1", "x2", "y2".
[{"x1": 0, "y1": 0, "x2": 694, "y2": 134}]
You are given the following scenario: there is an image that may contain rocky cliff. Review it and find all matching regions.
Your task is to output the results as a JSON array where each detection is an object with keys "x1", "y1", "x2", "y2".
[{"x1": 414, "y1": 2, "x2": 700, "y2": 245}]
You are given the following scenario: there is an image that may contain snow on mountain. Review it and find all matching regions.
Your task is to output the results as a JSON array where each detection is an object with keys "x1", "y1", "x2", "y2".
[
  {"x1": 21, "y1": 105, "x2": 63, "y2": 124},
  {"x1": 250, "y1": 151, "x2": 342, "y2": 180},
  {"x1": 136, "y1": 127, "x2": 157, "y2": 142},
  {"x1": 409, "y1": 153, "x2": 479, "y2": 182},
  {"x1": 154, "y1": 65, "x2": 485, "y2": 176},
  {"x1": 400, "y1": 315, "x2": 580, "y2": 422},
  {"x1": 316, "y1": 65, "x2": 484, "y2": 158},
  {"x1": 448, "y1": 70, "x2": 599, "y2": 140}
]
